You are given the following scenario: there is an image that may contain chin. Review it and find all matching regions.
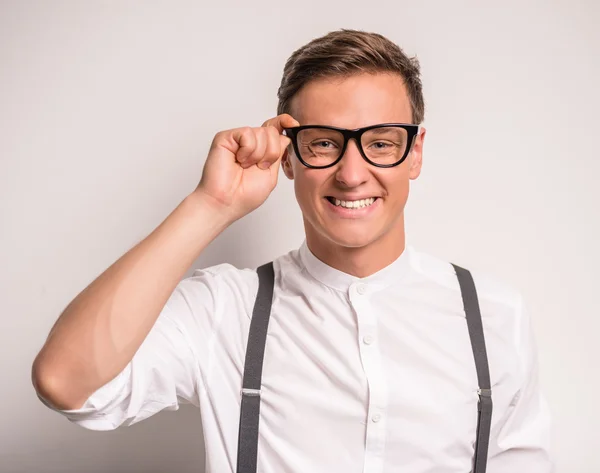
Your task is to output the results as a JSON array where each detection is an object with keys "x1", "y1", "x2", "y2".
[
  {"x1": 320, "y1": 225, "x2": 382, "y2": 249},
  {"x1": 301, "y1": 198, "x2": 400, "y2": 251}
]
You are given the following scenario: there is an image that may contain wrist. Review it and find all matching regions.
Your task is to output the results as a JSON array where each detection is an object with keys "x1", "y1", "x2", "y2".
[{"x1": 184, "y1": 190, "x2": 238, "y2": 229}]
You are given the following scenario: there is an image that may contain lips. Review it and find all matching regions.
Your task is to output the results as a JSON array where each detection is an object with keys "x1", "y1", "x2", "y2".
[{"x1": 325, "y1": 196, "x2": 379, "y2": 202}]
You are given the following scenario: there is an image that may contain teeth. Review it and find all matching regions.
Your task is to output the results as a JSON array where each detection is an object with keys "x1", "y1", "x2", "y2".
[{"x1": 332, "y1": 197, "x2": 376, "y2": 209}]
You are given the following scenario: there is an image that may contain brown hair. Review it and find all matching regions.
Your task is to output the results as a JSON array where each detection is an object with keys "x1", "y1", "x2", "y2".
[{"x1": 277, "y1": 29, "x2": 425, "y2": 124}]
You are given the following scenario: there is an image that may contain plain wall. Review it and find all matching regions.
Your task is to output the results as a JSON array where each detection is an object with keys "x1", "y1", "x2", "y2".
[{"x1": 1, "y1": 1, "x2": 598, "y2": 472}]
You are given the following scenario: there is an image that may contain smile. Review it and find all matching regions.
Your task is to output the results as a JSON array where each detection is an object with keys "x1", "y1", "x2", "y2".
[{"x1": 325, "y1": 197, "x2": 378, "y2": 209}]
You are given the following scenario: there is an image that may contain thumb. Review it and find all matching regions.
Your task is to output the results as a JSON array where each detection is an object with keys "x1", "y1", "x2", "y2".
[
  {"x1": 262, "y1": 113, "x2": 300, "y2": 157},
  {"x1": 262, "y1": 113, "x2": 300, "y2": 133}
]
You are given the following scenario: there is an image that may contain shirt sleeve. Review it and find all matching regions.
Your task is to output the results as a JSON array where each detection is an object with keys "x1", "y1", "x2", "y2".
[
  {"x1": 487, "y1": 293, "x2": 554, "y2": 472},
  {"x1": 39, "y1": 265, "x2": 233, "y2": 431}
]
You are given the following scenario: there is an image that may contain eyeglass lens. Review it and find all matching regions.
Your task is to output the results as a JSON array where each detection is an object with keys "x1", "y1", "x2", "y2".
[{"x1": 296, "y1": 126, "x2": 409, "y2": 167}]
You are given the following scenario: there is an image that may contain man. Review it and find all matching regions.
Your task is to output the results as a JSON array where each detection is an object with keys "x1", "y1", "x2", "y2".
[{"x1": 32, "y1": 29, "x2": 553, "y2": 472}]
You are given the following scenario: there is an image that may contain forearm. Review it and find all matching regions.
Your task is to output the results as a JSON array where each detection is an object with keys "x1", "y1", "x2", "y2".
[{"x1": 32, "y1": 191, "x2": 232, "y2": 410}]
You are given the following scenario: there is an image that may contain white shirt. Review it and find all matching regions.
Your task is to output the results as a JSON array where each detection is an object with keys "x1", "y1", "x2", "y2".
[{"x1": 41, "y1": 242, "x2": 553, "y2": 473}]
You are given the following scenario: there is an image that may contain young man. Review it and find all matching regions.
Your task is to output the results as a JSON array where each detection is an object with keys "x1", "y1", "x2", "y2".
[{"x1": 32, "y1": 29, "x2": 553, "y2": 472}]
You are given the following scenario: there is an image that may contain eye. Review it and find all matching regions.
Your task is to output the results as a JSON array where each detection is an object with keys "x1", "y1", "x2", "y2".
[
  {"x1": 370, "y1": 141, "x2": 392, "y2": 149},
  {"x1": 312, "y1": 140, "x2": 337, "y2": 149}
]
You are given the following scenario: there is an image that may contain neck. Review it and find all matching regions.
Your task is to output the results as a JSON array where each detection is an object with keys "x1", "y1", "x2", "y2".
[{"x1": 304, "y1": 218, "x2": 406, "y2": 278}]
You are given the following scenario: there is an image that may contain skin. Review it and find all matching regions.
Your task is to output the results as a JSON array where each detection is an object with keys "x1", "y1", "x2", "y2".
[
  {"x1": 31, "y1": 114, "x2": 299, "y2": 410},
  {"x1": 281, "y1": 72, "x2": 426, "y2": 277},
  {"x1": 30, "y1": 72, "x2": 424, "y2": 410}
]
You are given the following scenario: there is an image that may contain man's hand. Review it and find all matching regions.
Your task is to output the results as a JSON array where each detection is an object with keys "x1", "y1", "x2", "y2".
[{"x1": 195, "y1": 113, "x2": 300, "y2": 222}]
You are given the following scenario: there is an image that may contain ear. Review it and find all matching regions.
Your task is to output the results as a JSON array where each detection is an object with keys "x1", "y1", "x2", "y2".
[
  {"x1": 281, "y1": 145, "x2": 294, "y2": 180},
  {"x1": 408, "y1": 127, "x2": 426, "y2": 180}
]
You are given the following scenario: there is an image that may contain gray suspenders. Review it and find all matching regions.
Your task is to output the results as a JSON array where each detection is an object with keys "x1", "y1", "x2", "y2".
[
  {"x1": 452, "y1": 263, "x2": 493, "y2": 473},
  {"x1": 237, "y1": 263, "x2": 275, "y2": 473},
  {"x1": 237, "y1": 261, "x2": 492, "y2": 473}
]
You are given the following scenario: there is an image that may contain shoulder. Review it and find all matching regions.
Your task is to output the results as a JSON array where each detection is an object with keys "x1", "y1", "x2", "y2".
[
  {"x1": 165, "y1": 263, "x2": 259, "y2": 322},
  {"x1": 408, "y1": 245, "x2": 525, "y2": 321},
  {"x1": 409, "y1": 246, "x2": 533, "y2": 372},
  {"x1": 188, "y1": 263, "x2": 259, "y2": 297},
  {"x1": 172, "y1": 247, "x2": 304, "y2": 317}
]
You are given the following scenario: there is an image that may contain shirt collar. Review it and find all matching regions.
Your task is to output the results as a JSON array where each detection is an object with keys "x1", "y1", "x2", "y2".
[{"x1": 298, "y1": 239, "x2": 414, "y2": 293}]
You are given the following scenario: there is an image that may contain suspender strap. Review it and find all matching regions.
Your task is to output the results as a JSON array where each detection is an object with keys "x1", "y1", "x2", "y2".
[
  {"x1": 236, "y1": 262, "x2": 275, "y2": 473},
  {"x1": 452, "y1": 263, "x2": 493, "y2": 473},
  {"x1": 236, "y1": 261, "x2": 492, "y2": 473}
]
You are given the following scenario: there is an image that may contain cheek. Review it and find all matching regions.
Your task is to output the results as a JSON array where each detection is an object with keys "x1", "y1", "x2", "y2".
[
  {"x1": 293, "y1": 170, "x2": 327, "y2": 208},
  {"x1": 394, "y1": 185, "x2": 410, "y2": 208},
  {"x1": 378, "y1": 172, "x2": 410, "y2": 207}
]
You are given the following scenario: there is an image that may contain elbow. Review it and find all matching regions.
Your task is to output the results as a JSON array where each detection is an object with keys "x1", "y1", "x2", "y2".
[{"x1": 31, "y1": 355, "x2": 87, "y2": 411}]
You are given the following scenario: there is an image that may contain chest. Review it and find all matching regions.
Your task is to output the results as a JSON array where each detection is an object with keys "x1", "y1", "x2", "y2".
[{"x1": 254, "y1": 285, "x2": 520, "y2": 466}]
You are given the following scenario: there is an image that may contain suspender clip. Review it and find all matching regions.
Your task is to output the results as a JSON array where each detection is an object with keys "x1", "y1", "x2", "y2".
[
  {"x1": 477, "y1": 388, "x2": 492, "y2": 398},
  {"x1": 242, "y1": 388, "x2": 261, "y2": 397}
]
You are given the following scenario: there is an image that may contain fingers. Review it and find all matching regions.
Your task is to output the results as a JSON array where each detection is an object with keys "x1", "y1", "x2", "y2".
[
  {"x1": 259, "y1": 113, "x2": 300, "y2": 169},
  {"x1": 257, "y1": 125, "x2": 283, "y2": 170},
  {"x1": 232, "y1": 127, "x2": 277, "y2": 170},
  {"x1": 232, "y1": 114, "x2": 300, "y2": 170},
  {"x1": 234, "y1": 127, "x2": 257, "y2": 165}
]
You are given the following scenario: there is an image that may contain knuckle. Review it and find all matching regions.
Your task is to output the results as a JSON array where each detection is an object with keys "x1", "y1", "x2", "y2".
[
  {"x1": 240, "y1": 128, "x2": 256, "y2": 147},
  {"x1": 210, "y1": 130, "x2": 227, "y2": 150},
  {"x1": 254, "y1": 127, "x2": 266, "y2": 142},
  {"x1": 269, "y1": 125, "x2": 280, "y2": 138}
]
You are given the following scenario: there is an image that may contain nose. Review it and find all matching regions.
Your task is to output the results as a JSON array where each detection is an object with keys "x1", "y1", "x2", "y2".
[{"x1": 334, "y1": 139, "x2": 370, "y2": 188}]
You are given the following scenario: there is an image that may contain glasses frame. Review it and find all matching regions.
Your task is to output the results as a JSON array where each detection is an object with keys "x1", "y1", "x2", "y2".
[{"x1": 283, "y1": 123, "x2": 420, "y2": 169}]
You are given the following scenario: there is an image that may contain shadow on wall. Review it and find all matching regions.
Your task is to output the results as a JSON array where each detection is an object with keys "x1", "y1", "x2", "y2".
[{"x1": 16, "y1": 404, "x2": 204, "y2": 473}]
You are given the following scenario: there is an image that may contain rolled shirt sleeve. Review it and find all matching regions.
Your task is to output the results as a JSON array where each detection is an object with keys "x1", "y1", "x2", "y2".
[{"x1": 38, "y1": 265, "x2": 234, "y2": 431}]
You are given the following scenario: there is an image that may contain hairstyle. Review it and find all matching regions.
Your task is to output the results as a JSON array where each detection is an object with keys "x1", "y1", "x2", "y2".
[{"x1": 276, "y1": 29, "x2": 425, "y2": 125}]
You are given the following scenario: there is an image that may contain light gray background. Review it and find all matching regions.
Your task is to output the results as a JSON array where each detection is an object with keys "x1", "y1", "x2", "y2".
[{"x1": 1, "y1": 1, "x2": 598, "y2": 472}]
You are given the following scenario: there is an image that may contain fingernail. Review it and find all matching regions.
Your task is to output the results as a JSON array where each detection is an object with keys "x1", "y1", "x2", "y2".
[{"x1": 258, "y1": 161, "x2": 271, "y2": 170}]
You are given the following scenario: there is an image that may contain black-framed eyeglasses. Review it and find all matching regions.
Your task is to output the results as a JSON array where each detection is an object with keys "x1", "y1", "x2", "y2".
[{"x1": 283, "y1": 123, "x2": 420, "y2": 169}]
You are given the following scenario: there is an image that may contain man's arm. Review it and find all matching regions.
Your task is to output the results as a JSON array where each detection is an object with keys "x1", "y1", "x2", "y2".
[
  {"x1": 32, "y1": 193, "x2": 231, "y2": 410},
  {"x1": 488, "y1": 294, "x2": 554, "y2": 472},
  {"x1": 31, "y1": 114, "x2": 299, "y2": 412}
]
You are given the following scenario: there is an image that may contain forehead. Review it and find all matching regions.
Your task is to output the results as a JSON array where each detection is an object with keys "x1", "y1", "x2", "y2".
[{"x1": 289, "y1": 72, "x2": 413, "y2": 128}]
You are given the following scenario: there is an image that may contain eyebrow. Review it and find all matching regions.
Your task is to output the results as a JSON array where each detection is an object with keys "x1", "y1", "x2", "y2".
[{"x1": 367, "y1": 126, "x2": 398, "y2": 135}]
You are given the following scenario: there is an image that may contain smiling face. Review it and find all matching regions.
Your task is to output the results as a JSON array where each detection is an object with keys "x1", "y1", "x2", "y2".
[{"x1": 281, "y1": 72, "x2": 425, "y2": 271}]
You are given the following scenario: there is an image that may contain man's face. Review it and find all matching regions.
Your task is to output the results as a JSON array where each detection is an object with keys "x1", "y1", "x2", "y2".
[{"x1": 282, "y1": 72, "x2": 425, "y2": 251}]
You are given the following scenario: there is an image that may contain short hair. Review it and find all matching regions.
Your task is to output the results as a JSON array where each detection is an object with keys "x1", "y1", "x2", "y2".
[{"x1": 277, "y1": 29, "x2": 425, "y2": 124}]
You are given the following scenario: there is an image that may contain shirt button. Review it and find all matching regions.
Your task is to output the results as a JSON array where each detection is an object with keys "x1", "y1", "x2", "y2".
[
  {"x1": 363, "y1": 335, "x2": 374, "y2": 345},
  {"x1": 356, "y1": 284, "x2": 367, "y2": 295},
  {"x1": 372, "y1": 414, "x2": 382, "y2": 423}
]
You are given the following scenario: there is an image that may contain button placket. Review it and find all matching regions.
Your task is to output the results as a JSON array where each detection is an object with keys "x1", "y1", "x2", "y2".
[{"x1": 350, "y1": 282, "x2": 387, "y2": 473}]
